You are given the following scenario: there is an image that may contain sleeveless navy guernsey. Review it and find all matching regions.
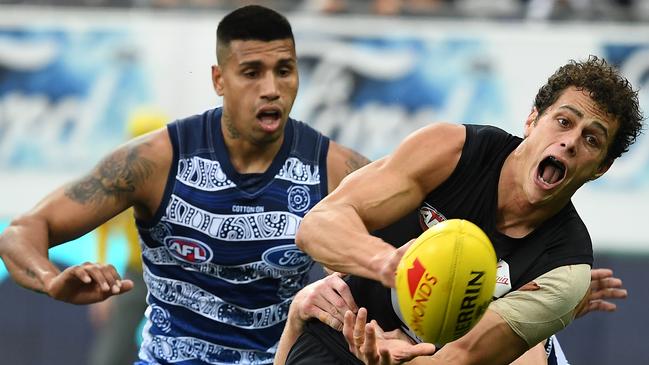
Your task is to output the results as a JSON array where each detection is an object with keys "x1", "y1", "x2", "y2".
[
  {"x1": 285, "y1": 124, "x2": 593, "y2": 365},
  {"x1": 135, "y1": 108, "x2": 329, "y2": 364}
]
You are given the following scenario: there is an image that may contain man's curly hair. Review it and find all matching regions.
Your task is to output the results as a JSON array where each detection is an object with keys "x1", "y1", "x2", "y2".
[{"x1": 534, "y1": 55, "x2": 644, "y2": 164}]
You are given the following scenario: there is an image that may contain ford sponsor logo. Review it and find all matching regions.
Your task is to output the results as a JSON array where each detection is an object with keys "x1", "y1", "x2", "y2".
[
  {"x1": 262, "y1": 244, "x2": 311, "y2": 270},
  {"x1": 164, "y1": 236, "x2": 213, "y2": 264}
]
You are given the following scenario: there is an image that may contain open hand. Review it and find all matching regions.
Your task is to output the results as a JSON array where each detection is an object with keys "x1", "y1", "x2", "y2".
[
  {"x1": 292, "y1": 272, "x2": 358, "y2": 331},
  {"x1": 343, "y1": 308, "x2": 436, "y2": 365},
  {"x1": 574, "y1": 268, "x2": 627, "y2": 318},
  {"x1": 46, "y1": 262, "x2": 133, "y2": 304}
]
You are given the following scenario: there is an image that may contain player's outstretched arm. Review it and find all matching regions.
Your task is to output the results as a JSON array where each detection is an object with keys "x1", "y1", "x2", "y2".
[
  {"x1": 0, "y1": 129, "x2": 171, "y2": 304},
  {"x1": 344, "y1": 265, "x2": 589, "y2": 365},
  {"x1": 423, "y1": 264, "x2": 591, "y2": 365},
  {"x1": 341, "y1": 308, "x2": 529, "y2": 365},
  {"x1": 296, "y1": 123, "x2": 465, "y2": 288}
]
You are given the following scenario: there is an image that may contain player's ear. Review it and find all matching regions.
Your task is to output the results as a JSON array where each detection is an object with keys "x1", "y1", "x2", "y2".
[
  {"x1": 524, "y1": 107, "x2": 539, "y2": 138},
  {"x1": 212, "y1": 65, "x2": 224, "y2": 96}
]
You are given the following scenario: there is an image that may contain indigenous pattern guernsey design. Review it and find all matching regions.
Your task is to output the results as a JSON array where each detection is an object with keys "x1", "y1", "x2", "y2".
[{"x1": 136, "y1": 108, "x2": 329, "y2": 364}]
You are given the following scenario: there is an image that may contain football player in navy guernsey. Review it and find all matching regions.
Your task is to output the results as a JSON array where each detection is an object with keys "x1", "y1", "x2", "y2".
[
  {"x1": 287, "y1": 56, "x2": 643, "y2": 365},
  {"x1": 0, "y1": 5, "x2": 366, "y2": 365}
]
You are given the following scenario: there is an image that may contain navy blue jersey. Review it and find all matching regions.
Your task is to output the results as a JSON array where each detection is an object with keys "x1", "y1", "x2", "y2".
[{"x1": 135, "y1": 108, "x2": 329, "y2": 364}]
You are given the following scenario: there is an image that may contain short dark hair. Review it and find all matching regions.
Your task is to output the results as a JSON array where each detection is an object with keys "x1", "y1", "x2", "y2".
[
  {"x1": 533, "y1": 55, "x2": 644, "y2": 164},
  {"x1": 216, "y1": 5, "x2": 294, "y2": 64}
]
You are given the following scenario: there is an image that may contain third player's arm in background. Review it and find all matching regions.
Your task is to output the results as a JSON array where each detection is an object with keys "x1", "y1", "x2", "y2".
[{"x1": 297, "y1": 123, "x2": 465, "y2": 287}]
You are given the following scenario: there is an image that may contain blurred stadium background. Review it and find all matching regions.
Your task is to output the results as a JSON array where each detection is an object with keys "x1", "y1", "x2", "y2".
[{"x1": 0, "y1": 0, "x2": 648, "y2": 364}]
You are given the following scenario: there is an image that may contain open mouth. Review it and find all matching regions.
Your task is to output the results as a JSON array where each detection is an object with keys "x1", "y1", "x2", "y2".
[
  {"x1": 537, "y1": 156, "x2": 566, "y2": 186},
  {"x1": 257, "y1": 109, "x2": 281, "y2": 124},
  {"x1": 255, "y1": 107, "x2": 282, "y2": 133}
]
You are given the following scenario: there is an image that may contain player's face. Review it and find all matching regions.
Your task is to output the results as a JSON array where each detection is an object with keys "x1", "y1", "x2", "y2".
[
  {"x1": 519, "y1": 86, "x2": 619, "y2": 204},
  {"x1": 212, "y1": 38, "x2": 298, "y2": 145}
]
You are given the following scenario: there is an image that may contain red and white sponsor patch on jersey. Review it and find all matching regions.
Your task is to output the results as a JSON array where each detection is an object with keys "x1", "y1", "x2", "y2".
[
  {"x1": 164, "y1": 236, "x2": 213, "y2": 264},
  {"x1": 494, "y1": 260, "x2": 512, "y2": 298},
  {"x1": 419, "y1": 203, "x2": 447, "y2": 230}
]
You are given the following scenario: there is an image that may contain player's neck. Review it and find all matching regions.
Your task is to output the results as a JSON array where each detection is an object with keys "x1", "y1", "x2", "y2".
[{"x1": 223, "y1": 132, "x2": 284, "y2": 174}]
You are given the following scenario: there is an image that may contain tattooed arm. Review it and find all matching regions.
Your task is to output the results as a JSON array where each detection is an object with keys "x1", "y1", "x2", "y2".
[
  {"x1": 326, "y1": 141, "x2": 371, "y2": 194},
  {"x1": 0, "y1": 129, "x2": 172, "y2": 304}
]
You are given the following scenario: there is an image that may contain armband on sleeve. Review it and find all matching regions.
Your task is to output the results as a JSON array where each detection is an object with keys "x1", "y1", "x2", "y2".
[{"x1": 489, "y1": 264, "x2": 591, "y2": 347}]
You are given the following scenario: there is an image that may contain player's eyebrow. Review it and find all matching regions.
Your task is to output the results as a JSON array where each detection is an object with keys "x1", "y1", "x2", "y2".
[
  {"x1": 276, "y1": 58, "x2": 296, "y2": 67},
  {"x1": 558, "y1": 105, "x2": 609, "y2": 138},
  {"x1": 558, "y1": 105, "x2": 584, "y2": 119},
  {"x1": 238, "y1": 57, "x2": 295, "y2": 68},
  {"x1": 591, "y1": 121, "x2": 610, "y2": 139},
  {"x1": 238, "y1": 60, "x2": 262, "y2": 68}
]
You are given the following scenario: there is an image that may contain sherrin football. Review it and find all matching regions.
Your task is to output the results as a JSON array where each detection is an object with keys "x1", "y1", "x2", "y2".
[{"x1": 394, "y1": 219, "x2": 497, "y2": 344}]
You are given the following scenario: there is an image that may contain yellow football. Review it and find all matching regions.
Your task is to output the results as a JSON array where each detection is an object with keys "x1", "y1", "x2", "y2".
[{"x1": 394, "y1": 219, "x2": 497, "y2": 344}]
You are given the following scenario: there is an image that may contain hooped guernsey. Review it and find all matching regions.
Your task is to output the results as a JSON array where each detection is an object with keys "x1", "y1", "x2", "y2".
[
  {"x1": 285, "y1": 124, "x2": 593, "y2": 365},
  {"x1": 135, "y1": 108, "x2": 329, "y2": 364}
]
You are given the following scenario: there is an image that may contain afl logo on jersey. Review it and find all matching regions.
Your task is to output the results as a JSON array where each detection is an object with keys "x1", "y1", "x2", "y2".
[
  {"x1": 164, "y1": 236, "x2": 213, "y2": 264},
  {"x1": 262, "y1": 244, "x2": 312, "y2": 271},
  {"x1": 419, "y1": 203, "x2": 447, "y2": 230}
]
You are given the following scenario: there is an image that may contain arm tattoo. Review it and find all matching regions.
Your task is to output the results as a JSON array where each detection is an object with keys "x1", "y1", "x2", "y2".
[
  {"x1": 65, "y1": 144, "x2": 155, "y2": 206},
  {"x1": 345, "y1": 150, "x2": 371, "y2": 175}
]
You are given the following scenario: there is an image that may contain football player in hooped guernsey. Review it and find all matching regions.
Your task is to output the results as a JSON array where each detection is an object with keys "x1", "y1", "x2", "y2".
[
  {"x1": 0, "y1": 5, "x2": 366, "y2": 365},
  {"x1": 288, "y1": 56, "x2": 643, "y2": 365}
]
